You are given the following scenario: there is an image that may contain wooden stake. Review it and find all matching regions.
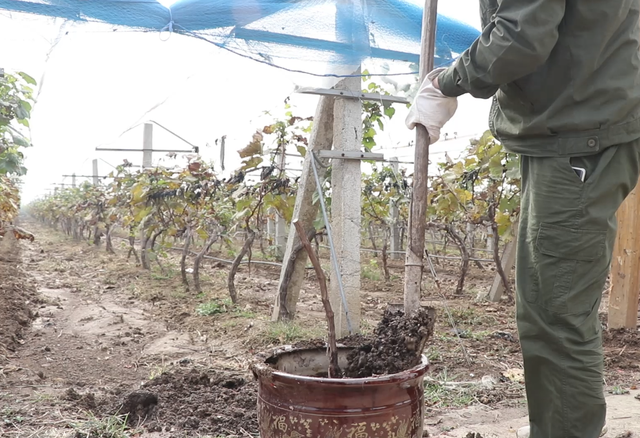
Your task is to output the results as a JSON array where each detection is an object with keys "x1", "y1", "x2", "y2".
[
  {"x1": 609, "y1": 182, "x2": 640, "y2": 329},
  {"x1": 487, "y1": 239, "x2": 516, "y2": 302},
  {"x1": 404, "y1": 0, "x2": 439, "y2": 314},
  {"x1": 271, "y1": 96, "x2": 334, "y2": 322},
  {"x1": 293, "y1": 220, "x2": 340, "y2": 378}
]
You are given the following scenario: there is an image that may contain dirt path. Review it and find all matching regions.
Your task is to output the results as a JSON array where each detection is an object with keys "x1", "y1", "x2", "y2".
[
  {"x1": 0, "y1": 217, "x2": 638, "y2": 437},
  {"x1": 425, "y1": 389, "x2": 640, "y2": 437},
  {"x1": 0, "y1": 219, "x2": 259, "y2": 437}
]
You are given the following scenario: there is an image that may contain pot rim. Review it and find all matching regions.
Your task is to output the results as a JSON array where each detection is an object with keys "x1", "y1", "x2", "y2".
[{"x1": 250, "y1": 344, "x2": 430, "y2": 386}]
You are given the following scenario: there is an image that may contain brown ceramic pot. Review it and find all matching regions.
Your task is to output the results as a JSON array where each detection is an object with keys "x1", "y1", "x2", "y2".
[{"x1": 251, "y1": 345, "x2": 429, "y2": 438}]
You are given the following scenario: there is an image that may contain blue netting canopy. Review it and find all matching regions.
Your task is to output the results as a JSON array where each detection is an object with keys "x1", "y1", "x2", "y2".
[{"x1": 0, "y1": 0, "x2": 479, "y2": 74}]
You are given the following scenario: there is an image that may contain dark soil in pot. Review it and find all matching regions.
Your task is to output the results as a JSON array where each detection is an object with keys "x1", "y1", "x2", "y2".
[{"x1": 251, "y1": 307, "x2": 436, "y2": 438}]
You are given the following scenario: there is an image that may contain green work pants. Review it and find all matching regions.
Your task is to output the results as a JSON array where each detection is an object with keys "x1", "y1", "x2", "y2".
[{"x1": 516, "y1": 140, "x2": 640, "y2": 438}]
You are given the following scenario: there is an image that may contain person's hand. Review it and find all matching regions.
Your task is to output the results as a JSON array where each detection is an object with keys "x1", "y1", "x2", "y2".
[{"x1": 405, "y1": 68, "x2": 458, "y2": 144}]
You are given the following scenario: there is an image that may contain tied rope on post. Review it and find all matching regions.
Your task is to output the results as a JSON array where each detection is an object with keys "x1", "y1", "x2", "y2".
[{"x1": 160, "y1": 6, "x2": 174, "y2": 41}]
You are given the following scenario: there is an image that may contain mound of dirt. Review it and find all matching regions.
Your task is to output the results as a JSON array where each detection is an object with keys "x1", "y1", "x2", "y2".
[
  {"x1": 344, "y1": 307, "x2": 436, "y2": 378},
  {"x1": 134, "y1": 368, "x2": 259, "y2": 436},
  {"x1": 0, "y1": 234, "x2": 38, "y2": 363}
]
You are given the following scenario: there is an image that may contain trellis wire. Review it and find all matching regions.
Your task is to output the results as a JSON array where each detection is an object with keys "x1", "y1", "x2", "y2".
[
  {"x1": 318, "y1": 244, "x2": 494, "y2": 262},
  {"x1": 310, "y1": 150, "x2": 353, "y2": 334}
]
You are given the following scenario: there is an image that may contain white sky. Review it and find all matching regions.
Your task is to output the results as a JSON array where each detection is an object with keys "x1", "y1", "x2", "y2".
[{"x1": 1, "y1": 1, "x2": 489, "y2": 203}]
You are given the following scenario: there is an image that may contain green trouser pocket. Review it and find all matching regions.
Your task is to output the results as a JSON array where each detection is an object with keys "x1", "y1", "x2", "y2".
[{"x1": 532, "y1": 223, "x2": 607, "y2": 315}]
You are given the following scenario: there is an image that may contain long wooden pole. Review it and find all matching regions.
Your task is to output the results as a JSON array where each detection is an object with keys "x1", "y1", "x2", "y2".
[
  {"x1": 608, "y1": 183, "x2": 640, "y2": 329},
  {"x1": 404, "y1": 0, "x2": 439, "y2": 314}
]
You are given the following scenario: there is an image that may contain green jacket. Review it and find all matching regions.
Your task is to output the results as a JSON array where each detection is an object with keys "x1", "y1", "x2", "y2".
[{"x1": 438, "y1": 0, "x2": 640, "y2": 157}]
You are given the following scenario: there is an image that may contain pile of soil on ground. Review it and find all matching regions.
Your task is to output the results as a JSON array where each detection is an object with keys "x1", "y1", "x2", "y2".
[
  {"x1": 343, "y1": 307, "x2": 436, "y2": 378},
  {"x1": 121, "y1": 368, "x2": 259, "y2": 436},
  {"x1": 0, "y1": 234, "x2": 38, "y2": 363}
]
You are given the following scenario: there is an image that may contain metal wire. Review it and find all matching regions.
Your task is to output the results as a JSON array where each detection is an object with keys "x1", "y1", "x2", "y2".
[
  {"x1": 425, "y1": 249, "x2": 472, "y2": 366},
  {"x1": 310, "y1": 150, "x2": 353, "y2": 334},
  {"x1": 317, "y1": 244, "x2": 494, "y2": 262}
]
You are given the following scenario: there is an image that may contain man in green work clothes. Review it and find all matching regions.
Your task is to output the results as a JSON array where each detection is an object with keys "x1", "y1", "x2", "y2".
[{"x1": 406, "y1": 0, "x2": 640, "y2": 437}]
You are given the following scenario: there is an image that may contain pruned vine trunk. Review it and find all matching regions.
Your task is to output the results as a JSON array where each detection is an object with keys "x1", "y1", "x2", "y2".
[
  {"x1": 313, "y1": 234, "x2": 321, "y2": 259},
  {"x1": 180, "y1": 227, "x2": 192, "y2": 290},
  {"x1": 140, "y1": 231, "x2": 151, "y2": 270},
  {"x1": 368, "y1": 222, "x2": 378, "y2": 256},
  {"x1": 149, "y1": 229, "x2": 165, "y2": 272},
  {"x1": 127, "y1": 234, "x2": 140, "y2": 264},
  {"x1": 445, "y1": 225, "x2": 469, "y2": 295},
  {"x1": 92, "y1": 225, "x2": 101, "y2": 246},
  {"x1": 194, "y1": 230, "x2": 219, "y2": 293},
  {"x1": 292, "y1": 221, "x2": 340, "y2": 377},
  {"x1": 257, "y1": 222, "x2": 266, "y2": 257},
  {"x1": 276, "y1": 228, "x2": 316, "y2": 321},
  {"x1": 105, "y1": 225, "x2": 115, "y2": 255},
  {"x1": 227, "y1": 229, "x2": 256, "y2": 304},
  {"x1": 490, "y1": 207, "x2": 512, "y2": 297},
  {"x1": 150, "y1": 229, "x2": 163, "y2": 251},
  {"x1": 72, "y1": 219, "x2": 79, "y2": 240},
  {"x1": 381, "y1": 228, "x2": 391, "y2": 282},
  {"x1": 467, "y1": 223, "x2": 484, "y2": 270}
]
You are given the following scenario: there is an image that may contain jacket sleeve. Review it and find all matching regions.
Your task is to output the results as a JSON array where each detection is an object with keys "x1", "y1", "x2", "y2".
[{"x1": 438, "y1": 0, "x2": 566, "y2": 99}]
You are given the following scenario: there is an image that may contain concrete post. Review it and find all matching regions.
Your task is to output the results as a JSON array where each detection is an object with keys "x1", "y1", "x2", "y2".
[
  {"x1": 143, "y1": 123, "x2": 153, "y2": 169},
  {"x1": 329, "y1": 73, "x2": 362, "y2": 337},
  {"x1": 72, "y1": 173, "x2": 76, "y2": 188},
  {"x1": 267, "y1": 211, "x2": 275, "y2": 241},
  {"x1": 92, "y1": 159, "x2": 99, "y2": 185},
  {"x1": 275, "y1": 213, "x2": 286, "y2": 261}
]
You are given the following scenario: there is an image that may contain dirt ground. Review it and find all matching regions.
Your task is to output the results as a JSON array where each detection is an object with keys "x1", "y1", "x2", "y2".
[{"x1": 0, "y1": 217, "x2": 638, "y2": 437}]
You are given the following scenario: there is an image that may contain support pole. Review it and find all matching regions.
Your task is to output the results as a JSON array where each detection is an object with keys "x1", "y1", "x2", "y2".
[
  {"x1": 330, "y1": 72, "x2": 362, "y2": 337},
  {"x1": 609, "y1": 182, "x2": 640, "y2": 329},
  {"x1": 271, "y1": 96, "x2": 335, "y2": 322},
  {"x1": 390, "y1": 157, "x2": 401, "y2": 260},
  {"x1": 92, "y1": 159, "x2": 99, "y2": 185},
  {"x1": 72, "y1": 173, "x2": 76, "y2": 188},
  {"x1": 143, "y1": 123, "x2": 153, "y2": 168},
  {"x1": 404, "y1": 0, "x2": 439, "y2": 314}
]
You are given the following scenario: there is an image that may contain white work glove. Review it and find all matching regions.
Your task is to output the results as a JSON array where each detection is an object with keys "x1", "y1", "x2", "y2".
[{"x1": 405, "y1": 68, "x2": 458, "y2": 144}]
